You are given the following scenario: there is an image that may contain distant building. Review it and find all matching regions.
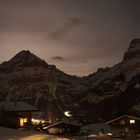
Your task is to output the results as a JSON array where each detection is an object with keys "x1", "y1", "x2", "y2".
[
  {"x1": 0, "y1": 101, "x2": 39, "y2": 128},
  {"x1": 43, "y1": 121, "x2": 81, "y2": 135},
  {"x1": 106, "y1": 115, "x2": 140, "y2": 136}
]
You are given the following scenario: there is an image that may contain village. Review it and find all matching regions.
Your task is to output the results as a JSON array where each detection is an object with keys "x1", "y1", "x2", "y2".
[{"x1": 0, "y1": 101, "x2": 140, "y2": 140}]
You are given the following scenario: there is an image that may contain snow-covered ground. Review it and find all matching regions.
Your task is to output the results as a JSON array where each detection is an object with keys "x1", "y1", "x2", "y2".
[
  {"x1": 0, "y1": 127, "x2": 69, "y2": 140},
  {"x1": 0, "y1": 127, "x2": 138, "y2": 140}
]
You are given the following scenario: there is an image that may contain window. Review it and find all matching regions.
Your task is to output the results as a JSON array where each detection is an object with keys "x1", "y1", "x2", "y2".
[
  {"x1": 20, "y1": 118, "x2": 28, "y2": 126},
  {"x1": 120, "y1": 120, "x2": 125, "y2": 125},
  {"x1": 130, "y1": 120, "x2": 135, "y2": 124}
]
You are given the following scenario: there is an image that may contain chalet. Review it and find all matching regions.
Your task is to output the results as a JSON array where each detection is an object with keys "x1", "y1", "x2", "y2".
[
  {"x1": 106, "y1": 115, "x2": 140, "y2": 136},
  {"x1": 43, "y1": 121, "x2": 81, "y2": 135},
  {"x1": 0, "y1": 101, "x2": 39, "y2": 128}
]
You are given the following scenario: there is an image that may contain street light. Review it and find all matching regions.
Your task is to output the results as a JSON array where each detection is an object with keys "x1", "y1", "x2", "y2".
[{"x1": 64, "y1": 111, "x2": 72, "y2": 117}]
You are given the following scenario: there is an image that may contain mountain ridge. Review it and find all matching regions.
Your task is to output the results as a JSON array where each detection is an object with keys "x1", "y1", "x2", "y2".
[{"x1": 0, "y1": 39, "x2": 140, "y2": 121}]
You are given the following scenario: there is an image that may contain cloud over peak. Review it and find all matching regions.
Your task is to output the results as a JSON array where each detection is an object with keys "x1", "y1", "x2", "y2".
[{"x1": 51, "y1": 56, "x2": 65, "y2": 61}]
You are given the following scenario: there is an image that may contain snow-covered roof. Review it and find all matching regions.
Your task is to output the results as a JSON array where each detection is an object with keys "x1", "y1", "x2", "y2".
[
  {"x1": 43, "y1": 121, "x2": 81, "y2": 129},
  {"x1": 106, "y1": 115, "x2": 140, "y2": 125},
  {"x1": 0, "y1": 101, "x2": 39, "y2": 112},
  {"x1": 81, "y1": 123, "x2": 111, "y2": 134}
]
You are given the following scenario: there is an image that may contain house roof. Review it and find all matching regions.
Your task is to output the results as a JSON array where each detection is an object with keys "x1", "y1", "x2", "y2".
[
  {"x1": 0, "y1": 101, "x2": 39, "y2": 112},
  {"x1": 43, "y1": 121, "x2": 81, "y2": 130},
  {"x1": 106, "y1": 115, "x2": 140, "y2": 125}
]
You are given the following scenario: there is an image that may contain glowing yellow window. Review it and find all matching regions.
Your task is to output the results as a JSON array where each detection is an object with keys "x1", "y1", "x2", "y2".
[
  {"x1": 130, "y1": 120, "x2": 135, "y2": 124},
  {"x1": 20, "y1": 118, "x2": 28, "y2": 126}
]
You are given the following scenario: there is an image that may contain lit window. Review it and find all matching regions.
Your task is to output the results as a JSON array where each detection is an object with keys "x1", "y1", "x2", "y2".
[
  {"x1": 20, "y1": 118, "x2": 28, "y2": 126},
  {"x1": 130, "y1": 120, "x2": 135, "y2": 124},
  {"x1": 31, "y1": 118, "x2": 41, "y2": 124}
]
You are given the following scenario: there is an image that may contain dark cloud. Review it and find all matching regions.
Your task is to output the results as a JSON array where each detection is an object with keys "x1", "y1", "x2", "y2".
[
  {"x1": 51, "y1": 56, "x2": 65, "y2": 61},
  {"x1": 48, "y1": 18, "x2": 82, "y2": 40},
  {"x1": 81, "y1": 60, "x2": 88, "y2": 64}
]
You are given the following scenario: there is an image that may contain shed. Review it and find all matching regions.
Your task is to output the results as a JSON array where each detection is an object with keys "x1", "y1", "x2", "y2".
[
  {"x1": 0, "y1": 101, "x2": 39, "y2": 128},
  {"x1": 106, "y1": 115, "x2": 140, "y2": 136},
  {"x1": 43, "y1": 121, "x2": 81, "y2": 135}
]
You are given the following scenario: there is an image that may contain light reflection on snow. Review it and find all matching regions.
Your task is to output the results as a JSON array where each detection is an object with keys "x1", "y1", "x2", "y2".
[
  {"x1": 19, "y1": 134, "x2": 70, "y2": 140},
  {"x1": 0, "y1": 127, "x2": 70, "y2": 140}
]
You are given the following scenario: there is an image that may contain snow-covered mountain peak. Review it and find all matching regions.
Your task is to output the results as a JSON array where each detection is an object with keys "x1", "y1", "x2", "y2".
[
  {"x1": 121, "y1": 39, "x2": 140, "y2": 81},
  {"x1": 123, "y1": 39, "x2": 140, "y2": 61},
  {"x1": 0, "y1": 50, "x2": 48, "y2": 69},
  {"x1": 128, "y1": 39, "x2": 140, "y2": 52}
]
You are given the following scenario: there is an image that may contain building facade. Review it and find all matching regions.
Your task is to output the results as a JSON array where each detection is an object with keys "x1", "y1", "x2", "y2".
[
  {"x1": 0, "y1": 101, "x2": 39, "y2": 128},
  {"x1": 43, "y1": 121, "x2": 81, "y2": 135},
  {"x1": 106, "y1": 115, "x2": 140, "y2": 137}
]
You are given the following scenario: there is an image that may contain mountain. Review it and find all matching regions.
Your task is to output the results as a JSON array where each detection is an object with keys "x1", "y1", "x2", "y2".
[
  {"x1": 80, "y1": 39, "x2": 140, "y2": 120},
  {"x1": 0, "y1": 39, "x2": 140, "y2": 122},
  {"x1": 0, "y1": 50, "x2": 87, "y2": 121}
]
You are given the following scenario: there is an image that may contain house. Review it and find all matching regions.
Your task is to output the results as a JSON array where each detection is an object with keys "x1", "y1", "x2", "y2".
[
  {"x1": 106, "y1": 115, "x2": 140, "y2": 136},
  {"x1": 43, "y1": 121, "x2": 81, "y2": 135},
  {"x1": 0, "y1": 101, "x2": 39, "y2": 128}
]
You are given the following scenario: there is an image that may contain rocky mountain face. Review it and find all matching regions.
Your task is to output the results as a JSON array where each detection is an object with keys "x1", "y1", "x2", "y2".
[
  {"x1": 80, "y1": 39, "x2": 140, "y2": 120},
  {"x1": 0, "y1": 50, "x2": 87, "y2": 121},
  {"x1": 0, "y1": 39, "x2": 140, "y2": 122}
]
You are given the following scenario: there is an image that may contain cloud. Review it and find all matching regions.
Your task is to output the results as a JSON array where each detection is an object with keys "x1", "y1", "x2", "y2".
[
  {"x1": 81, "y1": 60, "x2": 88, "y2": 63},
  {"x1": 51, "y1": 56, "x2": 65, "y2": 61},
  {"x1": 48, "y1": 18, "x2": 82, "y2": 40}
]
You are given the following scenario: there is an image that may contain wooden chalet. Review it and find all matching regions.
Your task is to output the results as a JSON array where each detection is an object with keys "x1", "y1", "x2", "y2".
[
  {"x1": 43, "y1": 121, "x2": 81, "y2": 135},
  {"x1": 106, "y1": 115, "x2": 140, "y2": 136},
  {"x1": 0, "y1": 101, "x2": 39, "y2": 128}
]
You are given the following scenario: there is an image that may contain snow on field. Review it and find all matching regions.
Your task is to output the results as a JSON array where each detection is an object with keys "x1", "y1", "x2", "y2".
[
  {"x1": 0, "y1": 127, "x2": 70, "y2": 140},
  {"x1": 0, "y1": 127, "x2": 136, "y2": 140}
]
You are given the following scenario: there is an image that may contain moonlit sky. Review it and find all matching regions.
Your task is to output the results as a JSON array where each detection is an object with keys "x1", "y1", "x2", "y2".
[{"x1": 0, "y1": 0, "x2": 140, "y2": 76}]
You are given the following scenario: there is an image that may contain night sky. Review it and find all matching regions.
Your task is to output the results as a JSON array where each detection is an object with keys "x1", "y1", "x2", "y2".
[{"x1": 0, "y1": 0, "x2": 140, "y2": 76}]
